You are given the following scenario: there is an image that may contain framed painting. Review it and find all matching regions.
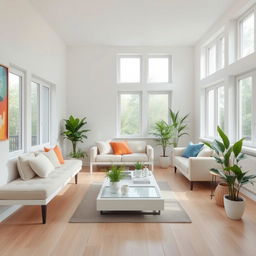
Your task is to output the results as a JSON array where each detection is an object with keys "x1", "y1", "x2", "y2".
[{"x1": 0, "y1": 64, "x2": 8, "y2": 140}]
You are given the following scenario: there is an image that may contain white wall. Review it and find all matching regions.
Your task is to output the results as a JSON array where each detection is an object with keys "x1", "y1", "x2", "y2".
[
  {"x1": 194, "y1": 0, "x2": 256, "y2": 198},
  {"x1": 66, "y1": 45, "x2": 195, "y2": 163},
  {"x1": 0, "y1": 0, "x2": 66, "y2": 219}
]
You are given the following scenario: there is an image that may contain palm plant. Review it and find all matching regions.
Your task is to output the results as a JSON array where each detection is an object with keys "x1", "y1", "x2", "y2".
[
  {"x1": 169, "y1": 109, "x2": 189, "y2": 147},
  {"x1": 62, "y1": 115, "x2": 90, "y2": 158},
  {"x1": 152, "y1": 120, "x2": 174, "y2": 157},
  {"x1": 107, "y1": 166, "x2": 124, "y2": 182},
  {"x1": 204, "y1": 126, "x2": 256, "y2": 201}
]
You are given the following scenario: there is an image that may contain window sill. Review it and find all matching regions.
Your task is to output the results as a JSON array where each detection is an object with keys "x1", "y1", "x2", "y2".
[
  {"x1": 199, "y1": 137, "x2": 256, "y2": 157},
  {"x1": 115, "y1": 137, "x2": 157, "y2": 140}
]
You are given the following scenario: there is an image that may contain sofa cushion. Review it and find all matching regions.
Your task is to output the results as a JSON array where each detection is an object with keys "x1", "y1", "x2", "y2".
[
  {"x1": 0, "y1": 159, "x2": 82, "y2": 200},
  {"x1": 174, "y1": 156, "x2": 189, "y2": 173},
  {"x1": 17, "y1": 153, "x2": 36, "y2": 181},
  {"x1": 110, "y1": 141, "x2": 132, "y2": 155},
  {"x1": 95, "y1": 154, "x2": 122, "y2": 162},
  {"x1": 44, "y1": 145, "x2": 65, "y2": 164},
  {"x1": 182, "y1": 143, "x2": 204, "y2": 158},
  {"x1": 122, "y1": 153, "x2": 148, "y2": 162},
  {"x1": 41, "y1": 150, "x2": 61, "y2": 168},
  {"x1": 29, "y1": 154, "x2": 55, "y2": 178},
  {"x1": 96, "y1": 140, "x2": 113, "y2": 155},
  {"x1": 127, "y1": 141, "x2": 146, "y2": 153},
  {"x1": 197, "y1": 146, "x2": 213, "y2": 157}
]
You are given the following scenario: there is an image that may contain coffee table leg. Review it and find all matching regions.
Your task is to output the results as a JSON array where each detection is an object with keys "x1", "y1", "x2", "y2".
[{"x1": 153, "y1": 210, "x2": 160, "y2": 215}]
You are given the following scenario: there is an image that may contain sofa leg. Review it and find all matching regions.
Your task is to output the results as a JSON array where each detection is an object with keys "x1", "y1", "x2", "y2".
[
  {"x1": 151, "y1": 163, "x2": 154, "y2": 172},
  {"x1": 41, "y1": 205, "x2": 47, "y2": 224},
  {"x1": 190, "y1": 181, "x2": 194, "y2": 191},
  {"x1": 174, "y1": 166, "x2": 177, "y2": 173},
  {"x1": 90, "y1": 163, "x2": 93, "y2": 174},
  {"x1": 75, "y1": 174, "x2": 78, "y2": 184}
]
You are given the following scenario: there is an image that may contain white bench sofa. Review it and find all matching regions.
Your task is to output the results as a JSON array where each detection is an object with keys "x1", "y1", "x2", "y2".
[
  {"x1": 90, "y1": 141, "x2": 154, "y2": 173},
  {"x1": 173, "y1": 147, "x2": 220, "y2": 190},
  {"x1": 0, "y1": 157, "x2": 82, "y2": 224}
]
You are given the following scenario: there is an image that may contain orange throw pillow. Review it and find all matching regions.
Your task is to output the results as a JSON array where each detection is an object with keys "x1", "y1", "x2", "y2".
[
  {"x1": 110, "y1": 141, "x2": 133, "y2": 155},
  {"x1": 44, "y1": 145, "x2": 65, "y2": 164}
]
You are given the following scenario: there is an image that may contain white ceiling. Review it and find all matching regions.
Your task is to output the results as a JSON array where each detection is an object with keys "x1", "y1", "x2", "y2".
[{"x1": 30, "y1": 0, "x2": 236, "y2": 46}]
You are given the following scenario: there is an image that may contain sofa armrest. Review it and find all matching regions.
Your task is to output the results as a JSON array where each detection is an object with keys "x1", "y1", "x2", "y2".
[
  {"x1": 146, "y1": 145, "x2": 154, "y2": 161},
  {"x1": 189, "y1": 157, "x2": 220, "y2": 180},
  {"x1": 90, "y1": 146, "x2": 98, "y2": 162},
  {"x1": 173, "y1": 147, "x2": 186, "y2": 157}
]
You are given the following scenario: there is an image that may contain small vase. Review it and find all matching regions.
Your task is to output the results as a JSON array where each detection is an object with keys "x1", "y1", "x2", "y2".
[
  {"x1": 215, "y1": 183, "x2": 229, "y2": 207},
  {"x1": 110, "y1": 182, "x2": 120, "y2": 194},
  {"x1": 121, "y1": 185, "x2": 129, "y2": 195},
  {"x1": 224, "y1": 195, "x2": 246, "y2": 220},
  {"x1": 135, "y1": 169, "x2": 142, "y2": 178}
]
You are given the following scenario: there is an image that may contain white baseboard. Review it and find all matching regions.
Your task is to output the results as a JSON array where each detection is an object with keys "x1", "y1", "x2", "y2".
[
  {"x1": 0, "y1": 205, "x2": 21, "y2": 222},
  {"x1": 241, "y1": 187, "x2": 256, "y2": 201}
]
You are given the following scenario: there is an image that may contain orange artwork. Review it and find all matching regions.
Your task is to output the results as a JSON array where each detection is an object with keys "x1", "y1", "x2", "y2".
[{"x1": 0, "y1": 65, "x2": 8, "y2": 140}]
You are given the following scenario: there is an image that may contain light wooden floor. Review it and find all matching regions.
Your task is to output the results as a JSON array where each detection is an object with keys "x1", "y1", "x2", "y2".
[{"x1": 0, "y1": 167, "x2": 256, "y2": 256}]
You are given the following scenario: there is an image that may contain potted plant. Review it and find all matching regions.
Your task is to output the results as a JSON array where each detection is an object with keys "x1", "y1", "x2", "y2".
[
  {"x1": 205, "y1": 126, "x2": 256, "y2": 220},
  {"x1": 62, "y1": 115, "x2": 90, "y2": 159},
  {"x1": 134, "y1": 162, "x2": 144, "y2": 177},
  {"x1": 169, "y1": 109, "x2": 189, "y2": 147},
  {"x1": 107, "y1": 165, "x2": 124, "y2": 194},
  {"x1": 152, "y1": 120, "x2": 174, "y2": 168}
]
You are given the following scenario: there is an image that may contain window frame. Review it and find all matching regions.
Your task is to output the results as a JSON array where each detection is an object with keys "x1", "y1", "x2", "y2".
[
  {"x1": 236, "y1": 71, "x2": 256, "y2": 147},
  {"x1": 205, "y1": 83, "x2": 225, "y2": 139},
  {"x1": 30, "y1": 77, "x2": 51, "y2": 149},
  {"x1": 146, "y1": 55, "x2": 172, "y2": 84},
  {"x1": 8, "y1": 68, "x2": 25, "y2": 157},
  {"x1": 237, "y1": 8, "x2": 256, "y2": 59},
  {"x1": 116, "y1": 55, "x2": 142, "y2": 84}
]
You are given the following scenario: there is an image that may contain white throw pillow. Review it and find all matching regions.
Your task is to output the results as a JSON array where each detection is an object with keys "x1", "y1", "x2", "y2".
[
  {"x1": 96, "y1": 140, "x2": 113, "y2": 155},
  {"x1": 197, "y1": 147, "x2": 213, "y2": 157},
  {"x1": 29, "y1": 154, "x2": 55, "y2": 178},
  {"x1": 17, "y1": 153, "x2": 36, "y2": 180},
  {"x1": 41, "y1": 149, "x2": 61, "y2": 168}
]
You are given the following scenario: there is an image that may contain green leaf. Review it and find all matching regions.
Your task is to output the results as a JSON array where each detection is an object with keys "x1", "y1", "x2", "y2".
[
  {"x1": 213, "y1": 139, "x2": 225, "y2": 153},
  {"x1": 224, "y1": 146, "x2": 233, "y2": 167},
  {"x1": 217, "y1": 126, "x2": 230, "y2": 149},
  {"x1": 233, "y1": 139, "x2": 244, "y2": 157}
]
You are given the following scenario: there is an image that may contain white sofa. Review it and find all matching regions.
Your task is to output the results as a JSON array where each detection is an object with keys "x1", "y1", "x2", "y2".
[
  {"x1": 173, "y1": 147, "x2": 220, "y2": 190},
  {"x1": 90, "y1": 141, "x2": 154, "y2": 173},
  {"x1": 0, "y1": 157, "x2": 82, "y2": 224}
]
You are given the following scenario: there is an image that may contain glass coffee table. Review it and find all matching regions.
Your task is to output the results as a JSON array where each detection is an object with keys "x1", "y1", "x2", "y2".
[{"x1": 96, "y1": 171, "x2": 164, "y2": 215}]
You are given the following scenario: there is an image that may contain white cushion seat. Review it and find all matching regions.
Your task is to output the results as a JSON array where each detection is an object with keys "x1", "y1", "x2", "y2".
[
  {"x1": 121, "y1": 153, "x2": 148, "y2": 162},
  {"x1": 0, "y1": 159, "x2": 82, "y2": 200},
  {"x1": 95, "y1": 154, "x2": 121, "y2": 162}
]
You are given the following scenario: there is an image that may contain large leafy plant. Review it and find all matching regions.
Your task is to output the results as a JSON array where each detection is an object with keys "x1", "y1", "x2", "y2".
[
  {"x1": 204, "y1": 126, "x2": 256, "y2": 201},
  {"x1": 169, "y1": 109, "x2": 189, "y2": 147},
  {"x1": 107, "y1": 166, "x2": 124, "y2": 182},
  {"x1": 152, "y1": 120, "x2": 174, "y2": 157},
  {"x1": 62, "y1": 115, "x2": 90, "y2": 159}
]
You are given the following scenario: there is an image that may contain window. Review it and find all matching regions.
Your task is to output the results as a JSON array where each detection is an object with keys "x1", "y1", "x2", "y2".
[
  {"x1": 147, "y1": 56, "x2": 171, "y2": 83},
  {"x1": 238, "y1": 11, "x2": 255, "y2": 58},
  {"x1": 219, "y1": 37, "x2": 225, "y2": 69},
  {"x1": 31, "y1": 80, "x2": 51, "y2": 147},
  {"x1": 148, "y1": 93, "x2": 169, "y2": 132},
  {"x1": 117, "y1": 56, "x2": 141, "y2": 83},
  {"x1": 208, "y1": 45, "x2": 217, "y2": 75},
  {"x1": 237, "y1": 75, "x2": 253, "y2": 142},
  {"x1": 118, "y1": 93, "x2": 141, "y2": 136},
  {"x1": 8, "y1": 71, "x2": 23, "y2": 153},
  {"x1": 205, "y1": 84, "x2": 225, "y2": 138}
]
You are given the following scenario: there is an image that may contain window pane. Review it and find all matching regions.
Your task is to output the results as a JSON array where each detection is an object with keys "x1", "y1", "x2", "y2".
[
  {"x1": 9, "y1": 73, "x2": 22, "y2": 152},
  {"x1": 239, "y1": 77, "x2": 252, "y2": 140},
  {"x1": 208, "y1": 45, "x2": 216, "y2": 75},
  {"x1": 148, "y1": 57, "x2": 169, "y2": 83},
  {"x1": 148, "y1": 94, "x2": 169, "y2": 132},
  {"x1": 219, "y1": 37, "x2": 225, "y2": 69},
  {"x1": 31, "y1": 82, "x2": 40, "y2": 146},
  {"x1": 42, "y1": 86, "x2": 50, "y2": 143},
  {"x1": 240, "y1": 13, "x2": 255, "y2": 58},
  {"x1": 119, "y1": 57, "x2": 140, "y2": 83},
  {"x1": 207, "y1": 89, "x2": 215, "y2": 137},
  {"x1": 217, "y1": 86, "x2": 225, "y2": 129},
  {"x1": 120, "y1": 94, "x2": 140, "y2": 135}
]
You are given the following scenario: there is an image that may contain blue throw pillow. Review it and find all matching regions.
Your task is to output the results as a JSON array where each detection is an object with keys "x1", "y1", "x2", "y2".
[{"x1": 182, "y1": 143, "x2": 204, "y2": 158}]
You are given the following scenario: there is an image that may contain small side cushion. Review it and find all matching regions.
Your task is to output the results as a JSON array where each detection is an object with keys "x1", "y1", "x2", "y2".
[
  {"x1": 17, "y1": 153, "x2": 36, "y2": 180},
  {"x1": 29, "y1": 154, "x2": 55, "y2": 178},
  {"x1": 96, "y1": 140, "x2": 113, "y2": 154},
  {"x1": 182, "y1": 143, "x2": 204, "y2": 158}
]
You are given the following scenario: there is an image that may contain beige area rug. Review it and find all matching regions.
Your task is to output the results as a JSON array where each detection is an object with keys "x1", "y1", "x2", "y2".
[{"x1": 69, "y1": 182, "x2": 191, "y2": 223}]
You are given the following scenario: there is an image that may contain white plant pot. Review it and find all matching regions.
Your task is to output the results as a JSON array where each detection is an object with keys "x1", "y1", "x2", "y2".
[
  {"x1": 159, "y1": 156, "x2": 170, "y2": 169},
  {"x1": 224, "y1": 195, "x2": 246, "y2": 220},
  {"x1": 134, "y1": 169, "x2": 142, "y2": 178},
  {"x1": 109, "y1": 181, "x2": 120, "y2": 194}
]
